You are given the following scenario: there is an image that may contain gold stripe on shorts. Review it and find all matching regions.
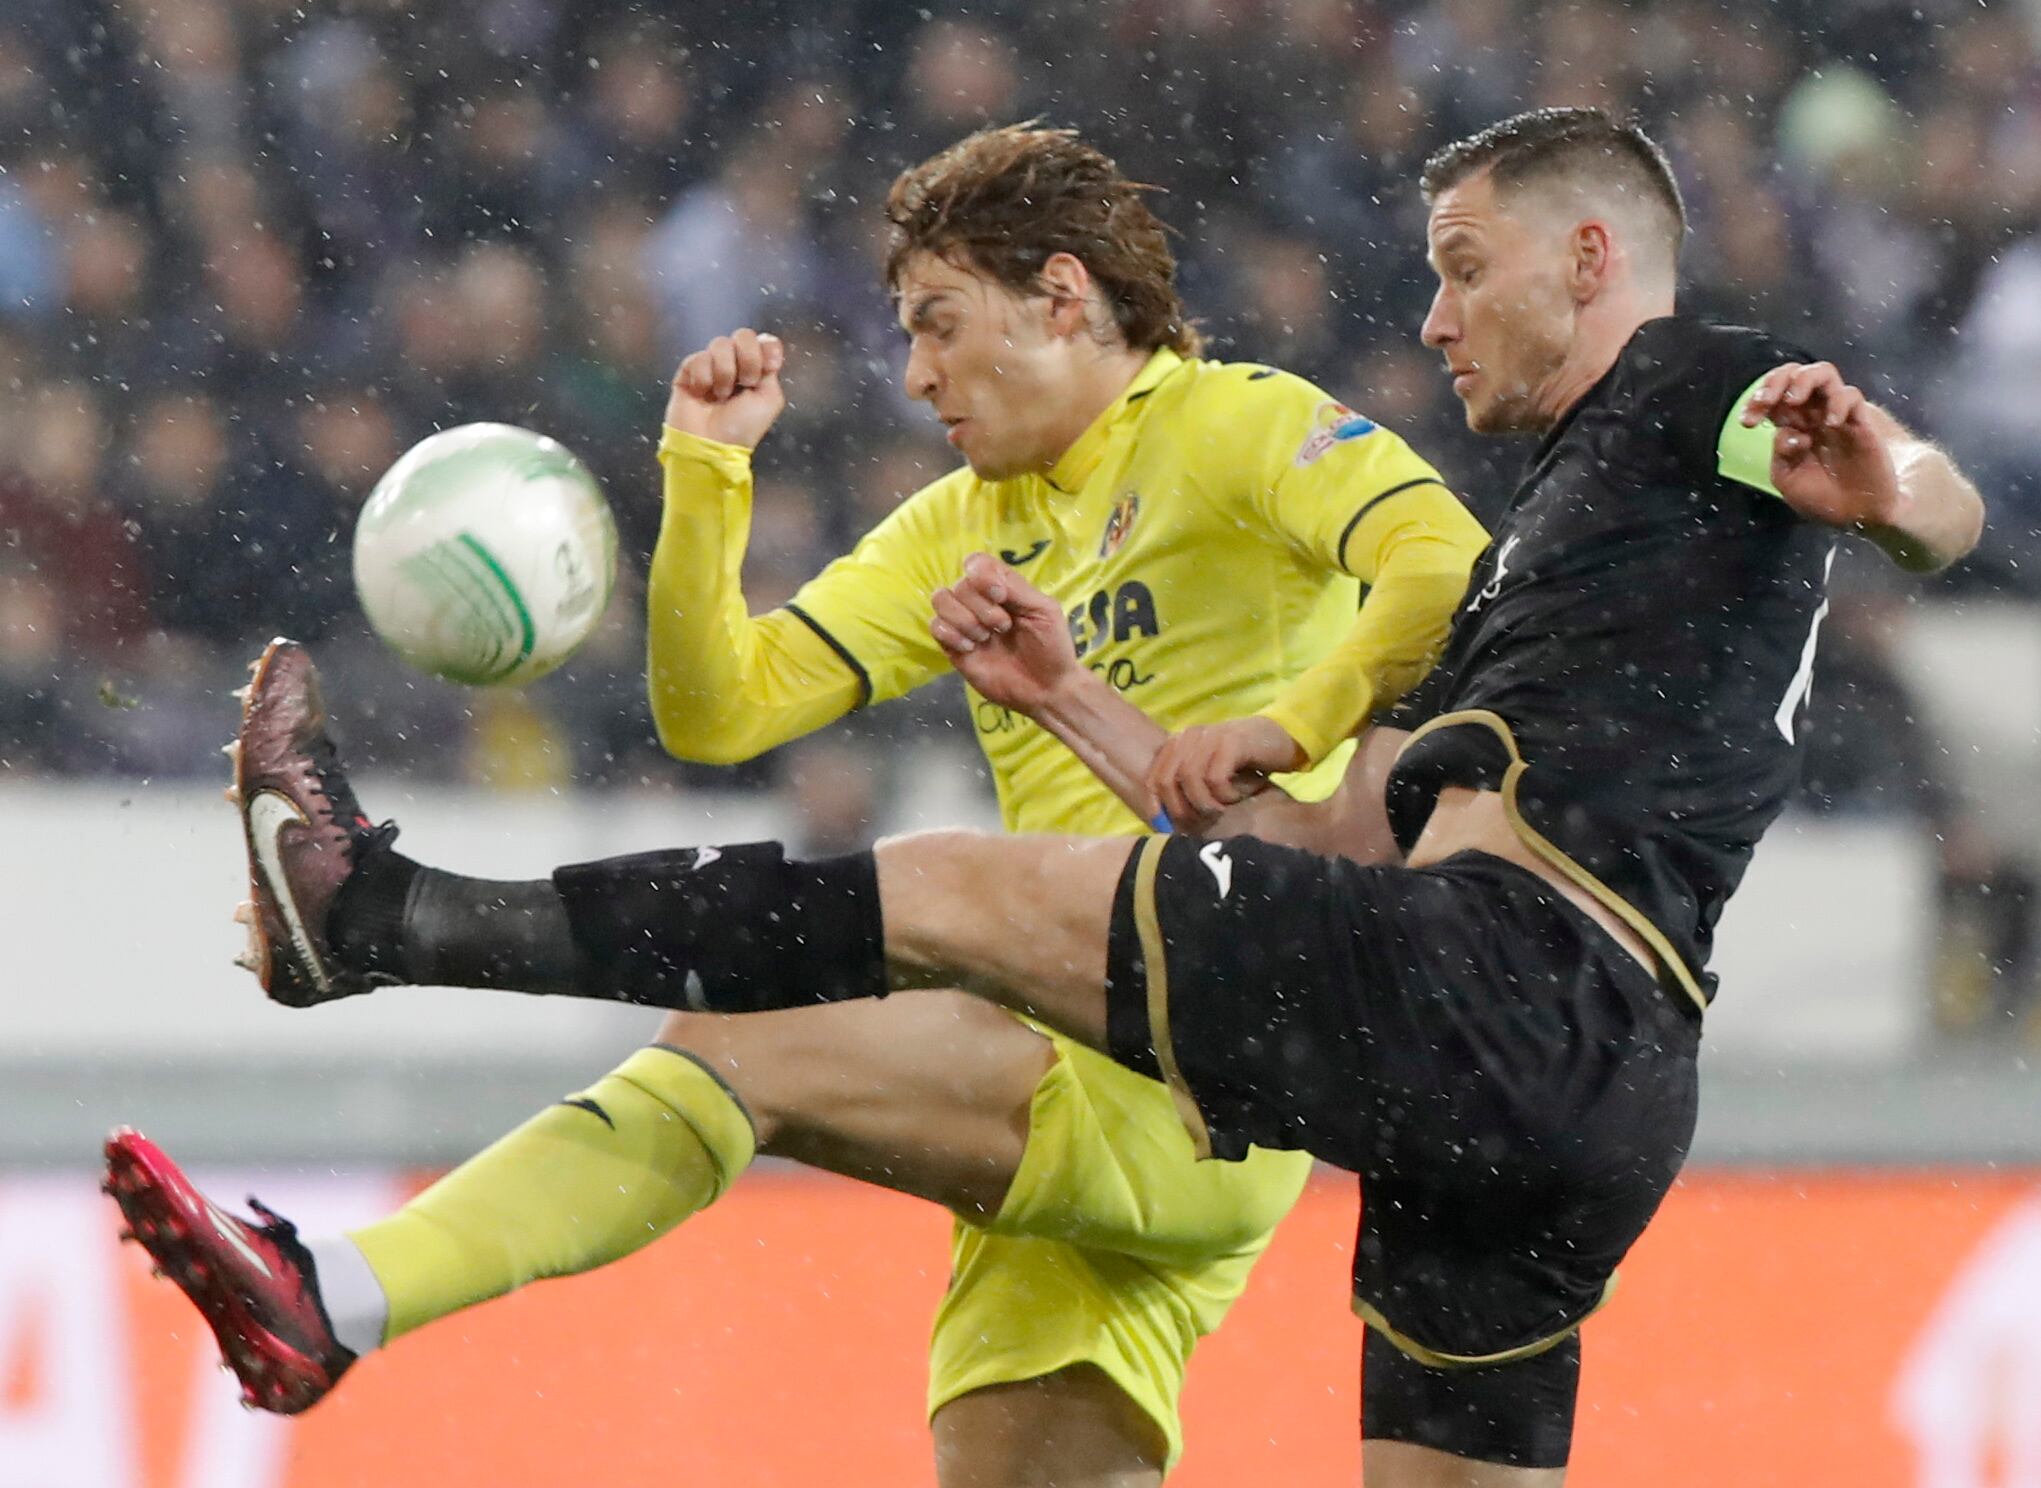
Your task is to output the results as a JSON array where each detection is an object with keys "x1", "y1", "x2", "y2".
[
  {"x1": 1351, "y1": 1273, "x2": 1619, "y2": 1369},
  {"x1": 1397, "y1": 708, "x2": 1710, "y2": 1015},
  {"x1": 1131, "y1": 836, "x2": 1213, "y2": 1159}
]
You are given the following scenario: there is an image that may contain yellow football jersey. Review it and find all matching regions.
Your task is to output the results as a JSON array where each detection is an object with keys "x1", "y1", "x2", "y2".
[
  {"x1": 644, "y1": 346, "x2": 1489, "y2": 1464},
  {"x1": 648, "y1": 347, "x2": 1486, "y2": 836}
]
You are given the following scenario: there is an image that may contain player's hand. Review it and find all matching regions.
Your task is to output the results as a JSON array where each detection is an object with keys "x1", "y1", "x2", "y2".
[
  {"x1": 1740, "y1": 361, "x2": 1902, "y2": 532},
  {"x1": 930, "y1": 553, "x2": 1079, "y2": 716},
  {"x1": 1147, "y1": 716, "x2": 1306, "y2": 833},
  {"x1": 665, "y1": 329, "x2": 787, "y2": 449}
]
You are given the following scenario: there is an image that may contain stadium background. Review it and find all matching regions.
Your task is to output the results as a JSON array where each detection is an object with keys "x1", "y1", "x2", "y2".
[{"x1": 2, "y1": 0, "x2": 2039, "y2": 1482}]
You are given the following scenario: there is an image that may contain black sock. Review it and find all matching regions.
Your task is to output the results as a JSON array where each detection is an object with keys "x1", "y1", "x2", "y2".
[
  {"x1": 330, "y1": 849, "x2": 583, "y2": 994},
  {"x1": 405, "y1": 869, "x2": 583, "y2": 994},
  {"x1": 332, "y1": 841, "x2": 883, "y2": 1010},
  {"x1": 328, "y1": 847, "x2": 419, "y2": 979},
  {"x1": 551, "y1": 843, "x2": 886, "y2": 1012}
]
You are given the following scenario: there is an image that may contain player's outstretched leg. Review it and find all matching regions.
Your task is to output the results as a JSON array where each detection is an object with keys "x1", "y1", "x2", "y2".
[
  {"x1": 223, "y1": 640, "x2": 1120, "y2": 1037},
  {"x1": 103, "y1": 1128, "x2": 356, "y2": 1413}
]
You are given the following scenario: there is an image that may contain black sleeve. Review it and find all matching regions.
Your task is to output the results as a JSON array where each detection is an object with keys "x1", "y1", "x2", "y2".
[{"x1": 1624, "y1": 317, "x2": 1817, "y2": 486}]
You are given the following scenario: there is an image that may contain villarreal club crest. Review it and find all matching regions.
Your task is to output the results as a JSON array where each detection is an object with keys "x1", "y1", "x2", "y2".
[{"x1": 1099, "y1": 493, "x2": 1141, "y2": 559}]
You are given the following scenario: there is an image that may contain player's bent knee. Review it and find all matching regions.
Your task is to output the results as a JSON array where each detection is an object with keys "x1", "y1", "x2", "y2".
[
  {"x1": 649, "y1": 995, "x2": 1054, "y2": 1204},
  {"x1": 650, "y1": 1010, "x2": 733, "y2": 1069},
  {"x1": 647, "y1": 1013, "x2": 783, "y2": 1146}
]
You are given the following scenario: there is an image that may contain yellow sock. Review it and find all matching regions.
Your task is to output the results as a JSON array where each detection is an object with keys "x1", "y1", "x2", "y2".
[{"x1": 348, "y1": 1046, "x2": 756, "y2": 1344}]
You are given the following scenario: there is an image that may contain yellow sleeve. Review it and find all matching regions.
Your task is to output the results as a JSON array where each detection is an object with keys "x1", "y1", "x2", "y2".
[
  {"x1": 1234, "y1": 375, "x2": 1489, "y2": 764},
  {"x1": 1258, "y1": 484, "x2": 1487, "y2": 764},
  {"x1": 646, "y1": 428, "x2": 868, "y2": 765},
  {"x1": 773, "y1": 475, "x2": 965, "y2": 710}
]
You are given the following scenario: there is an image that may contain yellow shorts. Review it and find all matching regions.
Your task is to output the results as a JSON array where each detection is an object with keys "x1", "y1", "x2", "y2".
[{"x1": 926, "y1": 1027, "x2": 1313, "y2": 1469}]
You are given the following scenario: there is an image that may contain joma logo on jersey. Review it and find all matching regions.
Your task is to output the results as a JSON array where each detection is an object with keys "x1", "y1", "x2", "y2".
[
  {"x1": 1465, "y1": 535, "x2": 1521, "y2": 615},
  {"x1": 1067, "y1": 580, "x2": 1159, "y2": 658}
]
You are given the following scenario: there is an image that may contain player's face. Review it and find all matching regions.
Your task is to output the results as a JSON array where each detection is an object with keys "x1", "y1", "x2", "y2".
[
  {"x1": 1421, "y1": 172, "x2": 1577, "y2": 434},
  {"x1": 894, "y1": 251, "x2": 1088, "y2": 480}
]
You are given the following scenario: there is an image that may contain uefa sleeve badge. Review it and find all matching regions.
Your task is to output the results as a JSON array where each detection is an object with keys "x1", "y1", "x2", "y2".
[{"x1": 1294, "y1": 401, "x2": 1378, "y2": 466}]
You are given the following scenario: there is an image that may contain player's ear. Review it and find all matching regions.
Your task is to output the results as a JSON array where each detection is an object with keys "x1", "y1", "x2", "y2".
[
  {"x1": 1569, "y1": 220, "x2": 1613, "y2": 303},
  {"x1": 1037, "y1": 251, "x2": 1095, "y2": 339}
]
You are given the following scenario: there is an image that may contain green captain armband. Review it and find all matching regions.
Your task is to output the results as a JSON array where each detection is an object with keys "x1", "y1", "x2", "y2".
[{"x1": 1715, "y1": 373, "x2": 1784, "y2": 498}]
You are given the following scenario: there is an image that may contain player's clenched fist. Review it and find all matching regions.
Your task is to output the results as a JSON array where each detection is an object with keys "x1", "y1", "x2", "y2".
[
  {"x1": 930, "y1": 553, "x2": 1078, "y2": 715},
  {"x1": 665, "y1": 329, "x2": 787, "y2": 449}
]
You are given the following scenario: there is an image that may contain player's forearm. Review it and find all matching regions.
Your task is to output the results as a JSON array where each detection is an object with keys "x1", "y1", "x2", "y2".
[
  {"x1": 648, "y1": 429, "x2": 858, "y2": 763},
  {"x1": 1861, "y1": 407, "x2": 1985, "y2": 574},
  {"x1": 1030, "y1": 671, "x2": 1172, "y2": 824},
  {"x1": 1026, "y1": 666, "x2": 1405, "y2": 860}
]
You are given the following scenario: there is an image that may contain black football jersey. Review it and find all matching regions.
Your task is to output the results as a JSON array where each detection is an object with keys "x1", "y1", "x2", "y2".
[{"x1": 1384, "y1": 316, "x2": 1837, "y2": 1006}]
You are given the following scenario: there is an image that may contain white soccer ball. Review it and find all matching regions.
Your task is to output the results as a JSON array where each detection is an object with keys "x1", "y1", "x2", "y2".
[{"x1": 353, "y1": 423, "x2": 617, "y2": 686}]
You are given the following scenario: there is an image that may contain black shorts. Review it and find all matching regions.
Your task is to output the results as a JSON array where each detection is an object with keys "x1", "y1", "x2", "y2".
[{"x1": 1104, "y1": 837, "x2": 1701, "y2": 1365}]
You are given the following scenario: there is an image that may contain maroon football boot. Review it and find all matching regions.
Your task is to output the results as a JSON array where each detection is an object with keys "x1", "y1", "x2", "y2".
[
  {"x1": 227, "y1": 638, "x2": 396, "y2": 1006},
  {"x1": 103, "y1": 1128, "x2": 355, "y2": 1414}
]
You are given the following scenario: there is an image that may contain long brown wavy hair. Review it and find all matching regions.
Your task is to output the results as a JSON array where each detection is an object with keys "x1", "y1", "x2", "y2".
[{"x1": 885, "y1": 123, "x2": 1203, "y2": 357}]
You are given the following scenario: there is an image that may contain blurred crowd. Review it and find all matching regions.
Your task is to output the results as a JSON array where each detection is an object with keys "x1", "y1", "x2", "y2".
[{"x1": 1, "y1": 0, "x2": 2037, "y2": 990}]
